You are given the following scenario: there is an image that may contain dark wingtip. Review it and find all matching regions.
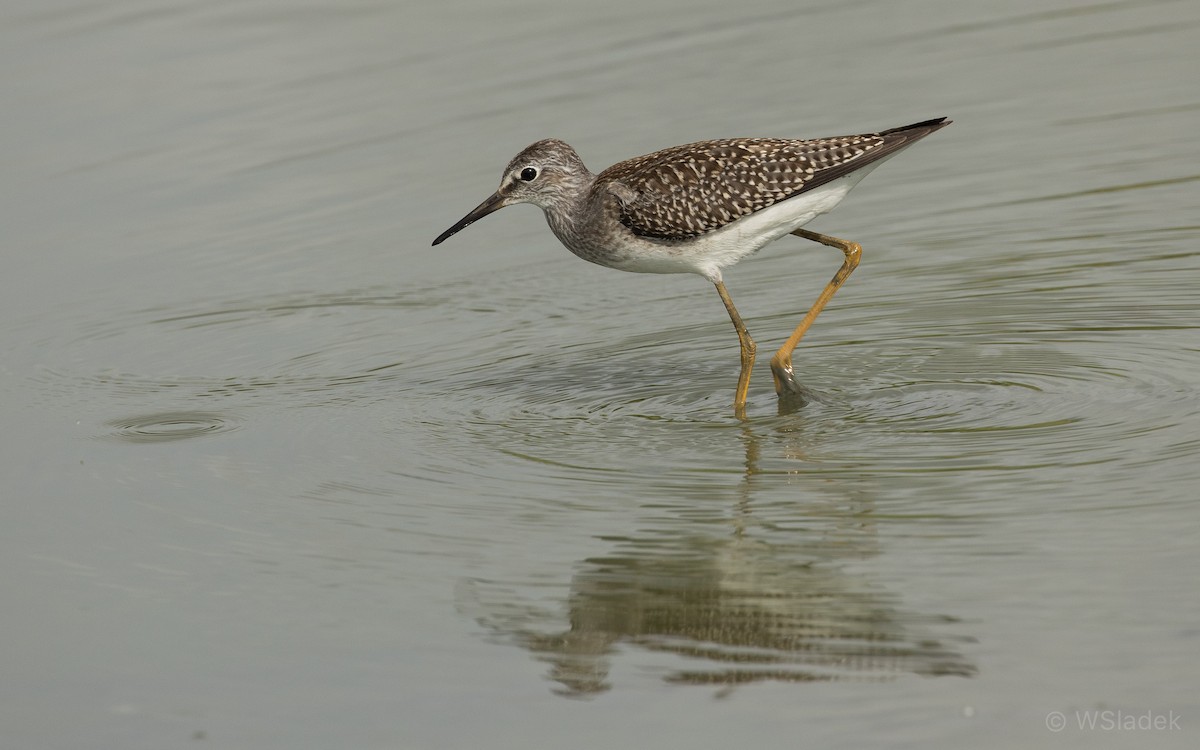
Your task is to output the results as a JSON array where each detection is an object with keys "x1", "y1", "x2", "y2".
[{"x1": 880, "y1": 117, "x2": 952, "y2": 137}]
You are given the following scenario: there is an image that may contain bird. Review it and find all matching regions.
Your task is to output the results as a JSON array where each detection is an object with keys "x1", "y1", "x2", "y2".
[{"x1": 432, "y1": 117, "x2": 951, "y2": 413}]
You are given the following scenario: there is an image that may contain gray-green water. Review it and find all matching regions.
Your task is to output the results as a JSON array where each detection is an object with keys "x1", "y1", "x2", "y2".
[{"x1": 3, "y1": 1, "x2": 1198, "y2": 747}]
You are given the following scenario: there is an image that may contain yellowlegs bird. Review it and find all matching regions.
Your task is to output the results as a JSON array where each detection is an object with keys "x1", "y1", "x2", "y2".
[{"x1": 432, "y1": 117, "x2": 951, "y2": 412}]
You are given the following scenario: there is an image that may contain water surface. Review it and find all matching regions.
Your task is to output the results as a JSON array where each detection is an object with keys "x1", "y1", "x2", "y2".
[{"x1": 2, "y1": 0, "x2": 1198, "y2": 747}]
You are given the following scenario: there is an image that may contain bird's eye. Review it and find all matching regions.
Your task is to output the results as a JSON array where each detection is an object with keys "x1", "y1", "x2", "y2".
[{"x1": 520, "y1": 167, "x2": 538, "y2": 181}]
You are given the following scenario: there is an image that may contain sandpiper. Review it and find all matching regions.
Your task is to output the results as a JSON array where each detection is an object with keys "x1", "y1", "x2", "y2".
[{"x1": 432, "y1": 117, "x2": 951, "y2": 412}]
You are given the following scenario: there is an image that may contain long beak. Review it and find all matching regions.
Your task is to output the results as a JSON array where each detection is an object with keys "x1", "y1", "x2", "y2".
[{"x1": 432, "y1": 191, "x2": 510, "y2": 246}]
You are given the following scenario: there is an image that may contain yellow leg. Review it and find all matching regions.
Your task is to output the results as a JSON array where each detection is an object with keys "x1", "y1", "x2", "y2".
[
  {"x1": 769, "y1": 228, "x2": 862, "y2": 396},
  {"x1": 714, "y1": 280, "x2": 756, "y2": 413}
]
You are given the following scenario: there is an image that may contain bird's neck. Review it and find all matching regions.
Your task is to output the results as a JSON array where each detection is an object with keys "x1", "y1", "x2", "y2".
[{"x1": 542, "y1": 180, "x2": 595, "y2": 252}]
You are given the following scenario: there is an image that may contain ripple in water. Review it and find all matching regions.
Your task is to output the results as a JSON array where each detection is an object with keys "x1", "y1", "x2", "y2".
[
  {"x1": 24, "y1": 286, "x2": 430, "y2": 411},
  {"x1": 108, "y1": 411, "x2": 238, "y2": 443}
]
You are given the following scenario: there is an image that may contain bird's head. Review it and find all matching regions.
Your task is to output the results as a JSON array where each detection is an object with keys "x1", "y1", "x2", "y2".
[{"x1": 432, "y1": 139, "x2": 589, "y2": 245}]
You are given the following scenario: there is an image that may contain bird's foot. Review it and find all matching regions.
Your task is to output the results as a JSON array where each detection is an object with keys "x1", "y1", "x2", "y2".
[
  {"x1": 769, "y1": 358, "x2": 801, "y2": 395},
  {"x1": 770, "y1": 358, "x2": 813, "y2": 412}
]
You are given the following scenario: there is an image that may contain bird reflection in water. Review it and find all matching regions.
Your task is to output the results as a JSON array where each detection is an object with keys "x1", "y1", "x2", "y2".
[{"x1": 459, "y1": 424, "x2": 976, "y2": 697}]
